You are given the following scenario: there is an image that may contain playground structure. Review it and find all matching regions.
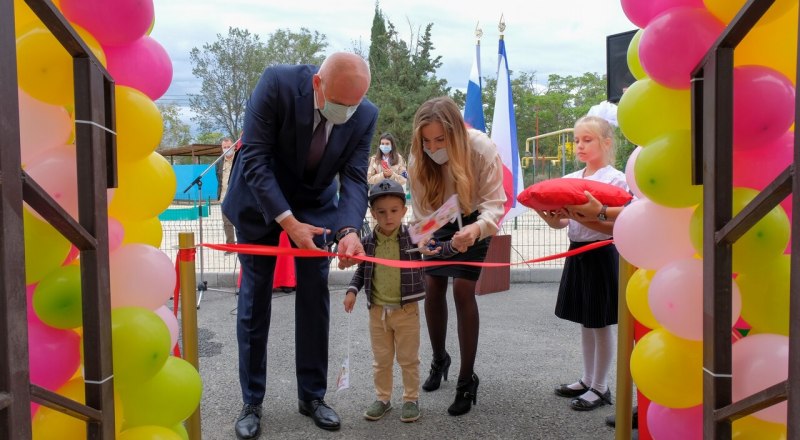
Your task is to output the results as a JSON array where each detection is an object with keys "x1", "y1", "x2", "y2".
[{"x1": 523, "y1": 128, "x2": 575, "y2": 181}]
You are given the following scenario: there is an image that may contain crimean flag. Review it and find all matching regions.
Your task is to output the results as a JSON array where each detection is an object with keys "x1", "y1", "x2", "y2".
[
  {"x1": 464, "y1": 40, "x2": 486, "y2": 132},
  {"x1": 490, "y1": 36, "x2": 526, "y2": 222}
]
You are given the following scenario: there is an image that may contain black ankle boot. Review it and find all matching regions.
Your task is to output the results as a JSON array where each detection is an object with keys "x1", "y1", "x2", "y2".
[
  {"x1": 422, "y1": 352, "x2": 451, "y2": 392},
  {"x1": 447, "y1": 373, "x2": 479, "y2": 416}
]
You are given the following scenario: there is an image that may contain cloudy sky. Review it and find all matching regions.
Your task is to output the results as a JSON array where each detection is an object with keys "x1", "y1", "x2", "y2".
[{"x1": 150, "y1": 0, "x2": 635, "y2": 109}]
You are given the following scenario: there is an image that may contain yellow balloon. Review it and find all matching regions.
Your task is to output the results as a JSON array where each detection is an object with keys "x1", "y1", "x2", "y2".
[
  {"x1": 32, "y1": 377, "x2": 123, "y2": 439},
  {"x1": 119, "y1": 216, "x2": 163, "y2": 248},
  {"x1": 118, "y1": 426, "x2": 182, "y2": 440},
  {"x1": 733, "y1": 415, "x2": 787, "y2": 439},
  {"x1": 627, "y1": 29, "x2": 647, "y2": 81},
  {"x1": 735, "y1": 254, "x2": 790, "y2": 336},
  {"x1": 626, "y1": 268, "x2": 660, "y2": 330},
  {"x1": 115, "y1": 86, "x2": 164, "y2": 161},
  {"x1": 634, "y1": 130, "x2": 703, "y2": 208},
  {"x1": 735, "y1": 2, "x2": 798, "y2": 85},
  {"x1": 689, "y1": 187, "x2": 790, "y2": 273},
  {"x1": 705, "y1": 0, "x2": 795, "y2": 24},
  {"x1": 630, "y1": 328, "x2": 703, "y2": 408},
  {"x1": 109, "y1": 153, "x2": 177, "y2": 221},
  {"x1": 24, "y1": 207, "x2": 71, "y2": 284},
  {"x1": 618, "y1": 78, "x2": 692, "y2": 147},
  {"x1": 14, "y1": 0, "x2": 39, "y2": 36},
  {"x1": 16, "y1": 23, "x2": 106, "y2": 106}
]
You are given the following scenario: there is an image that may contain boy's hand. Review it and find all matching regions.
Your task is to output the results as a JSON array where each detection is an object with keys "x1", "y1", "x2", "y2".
[{"x1": 343, "y1": 291, "x2": 357, "y2": 313}]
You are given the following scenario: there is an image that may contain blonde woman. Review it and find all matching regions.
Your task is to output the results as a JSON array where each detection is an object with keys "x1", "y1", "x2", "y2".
[{"x1": 408, "y1": 96, "x2": 505, "y2": 416}]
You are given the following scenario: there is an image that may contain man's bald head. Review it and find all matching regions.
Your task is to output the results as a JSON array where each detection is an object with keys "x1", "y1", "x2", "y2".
[{"x1": 314, "y1": 52, "x2": 371, "y2": 107}]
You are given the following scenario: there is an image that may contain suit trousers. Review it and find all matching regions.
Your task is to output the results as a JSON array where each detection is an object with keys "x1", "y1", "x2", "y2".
[
  {"x1": 369, "y1": 302, "x2": 421, "y2": 402},
  {"x1": 236, "y1": 231, "x2": 331, "y2": 404}
]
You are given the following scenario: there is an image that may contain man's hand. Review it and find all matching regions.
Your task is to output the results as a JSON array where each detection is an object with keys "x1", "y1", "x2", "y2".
[
  {"x1": 336, "y1": 231, "x2": 365, "y2": 269},
  {"x1": 279, "y1": 215, "x2": 329, "y2": 250}
]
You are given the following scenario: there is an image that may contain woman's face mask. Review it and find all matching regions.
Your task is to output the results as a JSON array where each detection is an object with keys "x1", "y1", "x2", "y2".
[
  {"x1": 379, "y1": 143, "x2": 392, "y2": 155},
  {"x1": 423, "y1": 147, "x2": 449, "y2": 165}
]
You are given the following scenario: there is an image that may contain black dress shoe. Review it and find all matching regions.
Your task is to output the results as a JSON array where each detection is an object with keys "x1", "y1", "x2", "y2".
[
  {"x1": 571, "y1": 388, "x2": 613, "y2": 411},
  {"x1": 234, "y1": 404, "x2": 262, "y2": 439},
  {"x1": 605, "y1": 405, "x2": 638, "y2": 429},
  {"x1": 554, "y1": 379, "x2": 589, "y2": 398},
  {"x1": 298, "y1": 399, "x2": 341, "y2": 431}
]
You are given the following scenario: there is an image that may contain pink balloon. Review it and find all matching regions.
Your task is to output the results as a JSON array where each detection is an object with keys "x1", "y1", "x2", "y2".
[
  {"x1": 154, "y1": 305, "x2": 179, "y2": 351},
  {"x1": 108, "y1": 217, "x2": 125, "y2": 253},
  {"x1": 624, "y1": 146, "x2": 644, "y2": 199},
  {"x1": 648, "y1": 403, "x2": 702, "y2": 440},
  {"x1": 733, "y1": 334, "x2": 789, "y2": 424},
  {"x1": 649, "y1": 258, "x2": 742, "y2": 340},
  {"x1": 109, "y1": 244, "x2": 175, "y2": 309},
  {"x1": 613, "y1": 199, "x2": 697, "y2": 270},
  {"x1": 18, "y1": 89, "x2": 72, "y2": 166},
  {"x1": 103, "y1": 36, "x2": 173, "y2": 101},
  {"x1": 28, "y1": 319, "x2": 80, "y2": 391},
  {"x1": 60, "y1": 0, "x2": 154, "y2": 46},
  {"x1": 733, "y1": 66, "x2": 795, "y2": 149},
  {"x1": 24, "y1": 145, "x2": 78, "y2": 219},
  {"x1": 621, "y1": 0, "x2": 704, "y2": 28},
  {"x1": 734, "y1": 131, "x2": 793, "y2": 188},
  {"x1": 639, "y1": 7, "x2": 725, "y2": 89}
]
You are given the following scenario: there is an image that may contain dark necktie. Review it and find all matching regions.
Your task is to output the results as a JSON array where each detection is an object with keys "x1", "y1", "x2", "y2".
[{"x1": 305, "y1": 113, "x2": 327, "y2": 173}]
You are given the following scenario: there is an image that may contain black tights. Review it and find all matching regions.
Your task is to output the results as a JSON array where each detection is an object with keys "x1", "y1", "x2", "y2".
[{"x1": 424, "y1": 274, "x2": 480, "y2": 382}]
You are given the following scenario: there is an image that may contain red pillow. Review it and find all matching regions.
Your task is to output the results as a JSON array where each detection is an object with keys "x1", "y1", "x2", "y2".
[{"x1": 517, "y1": 178, "x2": 632, "y2": 211}]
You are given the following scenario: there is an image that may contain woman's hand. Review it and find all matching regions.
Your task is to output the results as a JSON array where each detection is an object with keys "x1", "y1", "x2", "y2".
[
  {"x1": 382, "y1": 168, "x2": 392, "y2": 178},
  {"x1": 451, "y1": 223, "x2": 480, "y2": 253},
  {"x1": 564, "y1": 191, "x2": 602, "y2": 221}
]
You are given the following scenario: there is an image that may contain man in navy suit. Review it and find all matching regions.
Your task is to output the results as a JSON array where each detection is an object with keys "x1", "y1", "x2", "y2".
[{"x1": 222, "y1": 52, "x2": 378, "y2": 439}]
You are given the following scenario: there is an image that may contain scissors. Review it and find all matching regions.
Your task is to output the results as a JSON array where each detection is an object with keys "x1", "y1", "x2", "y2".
[{"x1": 405, "y1": 238, "x2": 441, "y2": 254}]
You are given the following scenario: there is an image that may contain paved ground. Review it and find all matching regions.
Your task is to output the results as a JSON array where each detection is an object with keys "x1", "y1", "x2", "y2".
[{"x1": 193, "y1": 281, "x2": 629, "y2": 440}]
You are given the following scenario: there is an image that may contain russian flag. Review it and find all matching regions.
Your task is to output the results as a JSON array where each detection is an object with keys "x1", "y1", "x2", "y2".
[
  {"x1": 463, "y1": 41, "x2": 486, "y2": 132},
  {"x1": 490, "y1": 37, "x2": 526, "y2": 222}
]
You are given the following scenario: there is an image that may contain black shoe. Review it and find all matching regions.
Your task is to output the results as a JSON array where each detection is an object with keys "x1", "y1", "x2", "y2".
[
  {"x1": 554, "y1": 379, "x2": 589, "y2": 398},
  {"x1": 605, "y1": 406, "x2": 638, "y2": 429},
  {"x1": 571, "y1": 388, "x2": 613, "y2": 411},
  {"x1": 298, "y1": 399, "x2": 341, "y2": 431},
  {"x1": 422, "y1": 352, "x2": 451, "y2": 392},
  {"x1": 234, "y1": 404, "x2": 262, "y2": 439},
  {"x1": 448, "y1": 373, "x2": 479, "y2": 416}
]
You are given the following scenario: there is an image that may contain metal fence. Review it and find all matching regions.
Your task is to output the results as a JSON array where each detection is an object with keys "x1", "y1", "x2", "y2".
[{"x1": 159, "y1": 203, "x2": 570, "y2": 279}]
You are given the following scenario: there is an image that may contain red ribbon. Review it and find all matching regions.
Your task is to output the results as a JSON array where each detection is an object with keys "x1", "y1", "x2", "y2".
[
  {"x1": 201, "y1": 240, "x2": 613, "y2": 268},
  {"x1": 172, "y1": 247, "x2": 197, "y2": 358}
]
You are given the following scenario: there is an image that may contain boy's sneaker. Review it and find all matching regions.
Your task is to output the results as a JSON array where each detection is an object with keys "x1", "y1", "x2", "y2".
[
  {"x1": 400, "y1": 401, "x2": 420, "y2": 422},
  {"x1": 364, "y1": 400, "x2": 392, "y2": 421}
]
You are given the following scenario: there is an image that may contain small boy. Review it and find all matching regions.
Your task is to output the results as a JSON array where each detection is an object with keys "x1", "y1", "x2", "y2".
[{"x1": 344, "y1": 179, "x2": 426, "y2": 422}]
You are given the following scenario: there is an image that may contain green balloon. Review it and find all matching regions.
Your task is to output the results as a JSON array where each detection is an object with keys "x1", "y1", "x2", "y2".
[
  {"x1": 634, "y1": 130, "x2": 703, "y2": 208},
  {"x1": 618, "y1": 78, "x2": 692, "y2": 147},
  {"x1": 111, "y1": 307, "x2": 171, "y2": 385},
  {"x1": 120, "y1": 356, "x2": 203, "y2": 428},
  {"x1": 736, "y1": 255, "x2": 790, "y2": 336},
  {"x1": 24, "y1": 209, "x2": 71, "y2": 284},
  {"x1": 33, "y1": 264, "x2": 82, "y2": 329},
  {"x1": 689, "y1": 187, "x2": 790, "y2": 273}
]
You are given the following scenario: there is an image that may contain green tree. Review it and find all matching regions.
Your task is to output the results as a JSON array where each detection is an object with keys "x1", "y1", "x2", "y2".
[
  {"x1": 366, "y1": 6, "x2": 449, "y2": 155},
  {"x1": 188, "y1": 27, "x2": 328, "y2": 139},
  {"x1": 157, "y1": 102, "x2": 192, "y2": 149}
]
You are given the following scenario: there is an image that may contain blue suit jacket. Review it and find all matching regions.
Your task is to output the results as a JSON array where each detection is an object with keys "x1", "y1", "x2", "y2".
[{"x1": 222, "y1": 64, "x2": 379, "y2": 242}]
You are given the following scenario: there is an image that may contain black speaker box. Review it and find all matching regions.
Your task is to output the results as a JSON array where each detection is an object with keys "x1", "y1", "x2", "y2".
[{"x1": 606, "y1": 30, "x2": 638, "y2": 103}]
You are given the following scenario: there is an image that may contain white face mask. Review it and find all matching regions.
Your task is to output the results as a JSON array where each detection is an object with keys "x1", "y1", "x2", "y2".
[
  {"x1": 379, "y1": 144, "x2": 392, "y2": 155},
  {"x1": 423, "y1": 147, "x2": 449, "y2": 165},
  {"x1": 316, "y1": 90, "x2": 358, "y2": 125}
]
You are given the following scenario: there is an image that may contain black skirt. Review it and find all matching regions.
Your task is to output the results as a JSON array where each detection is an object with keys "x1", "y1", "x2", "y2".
[
  {"x1": 554, "y1": 240, "x2": 619, "y2": 328},
  {"x1": 424, "y1": 211, "x2": 490, "y2": 281}
]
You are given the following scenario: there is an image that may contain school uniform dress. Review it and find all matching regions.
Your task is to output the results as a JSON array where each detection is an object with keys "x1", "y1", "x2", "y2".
[{"x1": 555, "y1": 165, "x2": 628, "y2": 328}]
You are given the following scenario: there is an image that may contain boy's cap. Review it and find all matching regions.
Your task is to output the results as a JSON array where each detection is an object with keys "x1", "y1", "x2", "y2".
[{"x1": 369, "y1": 179, "x2": 406, "y2": 205}]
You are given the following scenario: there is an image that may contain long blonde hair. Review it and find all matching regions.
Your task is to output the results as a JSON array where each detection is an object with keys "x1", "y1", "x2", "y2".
[
  {"x1": 574, "y1": 115, "x2": 616, "y2": 165},
  {"x1": 409, "y1": 96, "x2": 475, "y2": 214}
]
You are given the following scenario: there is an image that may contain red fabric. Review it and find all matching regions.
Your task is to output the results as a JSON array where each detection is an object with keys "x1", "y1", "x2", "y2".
[
  {"x1": 172, "y1": 248, "x2": 197, "y2": 359},
  {"x1": 272, "y1": 232, "x2": 296, "y2": 289},
  {"x1": 517, "y1": 178, "x2": 633, "y2": 211}
]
